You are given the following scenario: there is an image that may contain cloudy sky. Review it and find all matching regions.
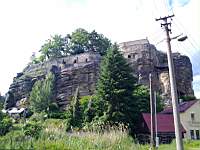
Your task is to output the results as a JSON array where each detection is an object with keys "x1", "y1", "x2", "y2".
[{"x1": 0, "y1": 0, "x2": 199, "y2": 98}]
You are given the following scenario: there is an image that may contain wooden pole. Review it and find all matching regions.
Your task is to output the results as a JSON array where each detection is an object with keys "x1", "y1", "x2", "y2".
[
  {"x1": 156, "y1": 15, "x2": 184, "y2": 150},
  {"x1": 150, "y1": 73, "x2": 156, "y2": 149}
]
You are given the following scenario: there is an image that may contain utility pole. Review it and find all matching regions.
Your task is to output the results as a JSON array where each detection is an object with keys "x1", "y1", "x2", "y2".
[
  {"x1": 154, "y1": 91, "x2": 159, "y2": 149},
  {"x1": 156, "y1": 15, "x2": 184, "y2": 150},
  {"x1": 149, "y1": 73, "x2": 156, "y2": 149}
]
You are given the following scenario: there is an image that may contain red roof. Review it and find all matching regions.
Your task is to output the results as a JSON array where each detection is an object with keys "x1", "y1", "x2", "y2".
[
  {"x1": 161, "y1": 100, "x2": 198, "y2": 114},
  {"x1": 142, "y1": 113, "x2": 186, "y2": 133}
]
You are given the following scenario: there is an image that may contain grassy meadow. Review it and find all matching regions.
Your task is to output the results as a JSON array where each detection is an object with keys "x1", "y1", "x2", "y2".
[{"x1": 0, "y1": 119, "x2": 199, "y2": 150}]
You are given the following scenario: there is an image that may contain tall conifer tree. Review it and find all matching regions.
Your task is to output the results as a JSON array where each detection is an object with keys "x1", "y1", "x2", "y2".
[{"x1": 96, "y1": 44, "x2": 137, "y2": 129}]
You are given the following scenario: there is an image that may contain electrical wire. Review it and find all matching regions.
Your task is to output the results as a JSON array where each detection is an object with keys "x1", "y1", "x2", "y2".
[{"x1": 172, "y1": 18, "x2": 200, "y2": 51}]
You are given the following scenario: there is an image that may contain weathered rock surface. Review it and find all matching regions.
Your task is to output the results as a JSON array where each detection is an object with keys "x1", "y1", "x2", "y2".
[
  {"x1": 120, "y1": 39, "x2": 194, "y2": 105},
  {"x1": 8, "y1": 52, "x2": 100, "y2": 108},
  {"x1": 7, "y1": 39, "x2": 194, "y2": 108}
]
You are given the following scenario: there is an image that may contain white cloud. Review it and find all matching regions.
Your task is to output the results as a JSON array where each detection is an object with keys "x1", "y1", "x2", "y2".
[
  {"x1": 194, "y1": 74, "x2": 200, "y2": 82},
  {"x1": 0, "y1": 0, "x2": 199, "y2": 97}
]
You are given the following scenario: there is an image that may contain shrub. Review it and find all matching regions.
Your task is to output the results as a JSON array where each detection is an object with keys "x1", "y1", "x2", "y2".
[
  {"x1": 180, "y1": 95, "x2": 196, "y2": 102},
  {"x1": 0, "y1": 112, "x2": 12, "y2": 136},
  {"x1": 29, "y1": 112, "x2": 47, "y2": 122},
  {"x1": 29, "y1": 72, "x2": 55, "y2": 113},
  {"x1": 23, "y1": 121, "x2": 42, "y2": 139},
  {"x1": 48, "y1": 112, "x2": 67, "y2": 119}
]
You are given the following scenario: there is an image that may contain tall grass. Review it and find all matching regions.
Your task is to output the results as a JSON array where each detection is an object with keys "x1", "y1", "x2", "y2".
[
  {"x1": 0, "y1": 119, "x2": 142, "y2": 150},
  {"x1": 0, "y1": 119, "x2": 199, "y2": 150}
]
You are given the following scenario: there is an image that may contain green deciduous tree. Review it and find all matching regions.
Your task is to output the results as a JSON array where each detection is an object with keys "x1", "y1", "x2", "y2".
[
  {"x1": 133, "y1": 85, "x2": 164, "y2": 113},
  {"x1": 88, "y1": 30, "x2": 111, "y2": 55},
  {"x1": 0, "y1": 112, "x2": 12, "y2": 135},
  {"x1": 39, "y1": 35, "x2": 65, "y2": 60},
  {"x1": 32, "y1": 28, "x2": 112, "y2": 64},
  {"x1": 70, "y1": 28, "x2": 89, "y2": 54},
  {"x1": 29, "y1": 72, "x2": 55, "y2": 113},
  {"x1": 95, "y1": 44, "x2": 137, "y2": 130}
]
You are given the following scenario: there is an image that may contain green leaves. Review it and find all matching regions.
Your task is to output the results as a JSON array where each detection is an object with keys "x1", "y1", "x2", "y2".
[
  {"x1": 96, "y1": 44, "x2": 137, "y2": 129},
  {"x1": 29, "y1": 73, "x2": 55, "y2": 113},
  {"x1": 32, "y1": 28, "x2": 112, "y2": 64},
  {"x1": 23, "y1": 121, "x2": 42, "y2": 139},
  {"x1": 0, "y1": 112, "x2": 12, "y2": 136},
  {"x1": 133, "y1": 85, "x2": 164, "y2": 113},
  {"x1": 40, "y1": 35, "x2": 65, "y2": 60}
]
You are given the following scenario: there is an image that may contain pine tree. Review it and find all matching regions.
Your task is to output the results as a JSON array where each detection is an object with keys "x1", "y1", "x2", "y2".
[
  {"x1": 71, "y1": 87, "x2": 82, "y2": 127},
  {"x1": 96, "y1": 44, "x2": 137, "y2": 129},
  {"x1": 29, "y1": 72, "x2": 55, "y2": 113}
]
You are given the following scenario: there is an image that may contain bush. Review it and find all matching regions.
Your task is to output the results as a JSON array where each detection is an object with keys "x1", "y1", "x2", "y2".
[
  {"x1": 29, "y1": 112, "x2": 47, "y2": 122},
  {"x1": 23, "y1": 121, "x2": 42, "y2": 139},
  {"x1": 180, "y1": 95, "x2": 196, "y2": 102},
  {"x1": 48, "y1": 112, "x2": 67, "y2": 119},
  {"x1": 0, "y1": 112, "x2": 12, "y2": 136}
]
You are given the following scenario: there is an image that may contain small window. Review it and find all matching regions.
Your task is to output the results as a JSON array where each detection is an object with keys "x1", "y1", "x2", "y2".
[
  {"x1": 196, "y1": 130, "x2": 200, "y2": 140},
  {"x1": 74, "y1": 60, "x2": 77, "y2": 63},
  {"x1": 128, "y1": 55, "x2": 131, "y2": 58},
  {"x1": 190, "y1": 130, "x2": 195, "y2": 139},
  {"x1": 191, "y1": 113, "x2": 195, "y2": 121},
  {"x1": 85, "y1": 58, "x2": 88, "y2": 62}
]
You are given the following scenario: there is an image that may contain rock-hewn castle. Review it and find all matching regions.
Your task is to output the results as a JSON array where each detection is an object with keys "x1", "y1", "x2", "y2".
[{"x1": 8, "y1": 39, "x2": 194, "y2": 108}]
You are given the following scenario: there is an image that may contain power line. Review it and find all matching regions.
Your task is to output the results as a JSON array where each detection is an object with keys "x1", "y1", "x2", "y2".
[{"x1": 172, "y1": 18, "x2": 200, "y2": 50}]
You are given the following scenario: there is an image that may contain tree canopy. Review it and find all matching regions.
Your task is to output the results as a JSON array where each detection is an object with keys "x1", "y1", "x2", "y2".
[
  {"x1": 32, "y1": 28, "x2": 112, "y2": 63},
  {"x1": 133, "y1": 85, "x2": 163, "y2": 113}
]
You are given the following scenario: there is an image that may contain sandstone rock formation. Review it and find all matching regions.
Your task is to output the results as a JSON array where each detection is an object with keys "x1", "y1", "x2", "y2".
[
  {"x1": 120, "y1": 39, "x2": 194, "y2": 105},
  {"x1": 6, "y1": 39, "x2": 194, "y2": 108},
  {"x1": 8, "y1": 52, "x2": 100, "y2": 109}
]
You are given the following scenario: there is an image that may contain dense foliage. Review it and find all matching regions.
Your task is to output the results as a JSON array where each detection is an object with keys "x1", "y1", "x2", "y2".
[
  {"x1": 133, "y1": 85, "x2": 163, "y2": 113},
  {"x1": 63, "y1": 44, "x2": 163, "y2": 133},
  {"x1": 0, "y1": 95, "x2": 4, "y2": 110},
  {"x1": 0, "y1": 112, "x2": 12, "y2": 136},
  {"x1": 29, "y1": 72, "x2": 55, "y2": 113},
  {"x1": 95, "y1": 44, "x2": 138, "y2": 131},
  {"x1": 65, "y1": 87, "x2": 83, "y2": 129},
  {"x1": 23, "y1": 121, "x2": 42, "y2": 139},
  {"x1": 180, "y1": 95, "x2": 196, "y2": 102},
  {"x1": 32, "y1": 28, "x2": 111, "y2": 63},
  {"x1": 0, "y1": 119, "x2": 199, "y2": 149}
]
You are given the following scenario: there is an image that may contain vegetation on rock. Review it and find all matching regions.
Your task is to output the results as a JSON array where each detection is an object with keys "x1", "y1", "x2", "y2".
[
  {"x1": 0, "y1": 112, "x2": 12, "y2": 136},
  {"x1": 0, "y1": 94, "x2": 4, "y2": 110},
  {"x1": 32, "y1": 28, "x2": 112, "y2": 63},
  {"x1": 29, "y1": 72, "x2": 55, "y2": 113}
]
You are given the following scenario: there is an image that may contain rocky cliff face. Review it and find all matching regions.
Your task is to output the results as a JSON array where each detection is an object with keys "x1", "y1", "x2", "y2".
[
  {"x1": 8, "y1": 52, "x2": 100, "y2": 109},
  {"x1": 120, "y1": 39, "x2": 194, "y2": 106},
  {"x1": 7, "y1": 39, "x2": 194, "y2": 108}
]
